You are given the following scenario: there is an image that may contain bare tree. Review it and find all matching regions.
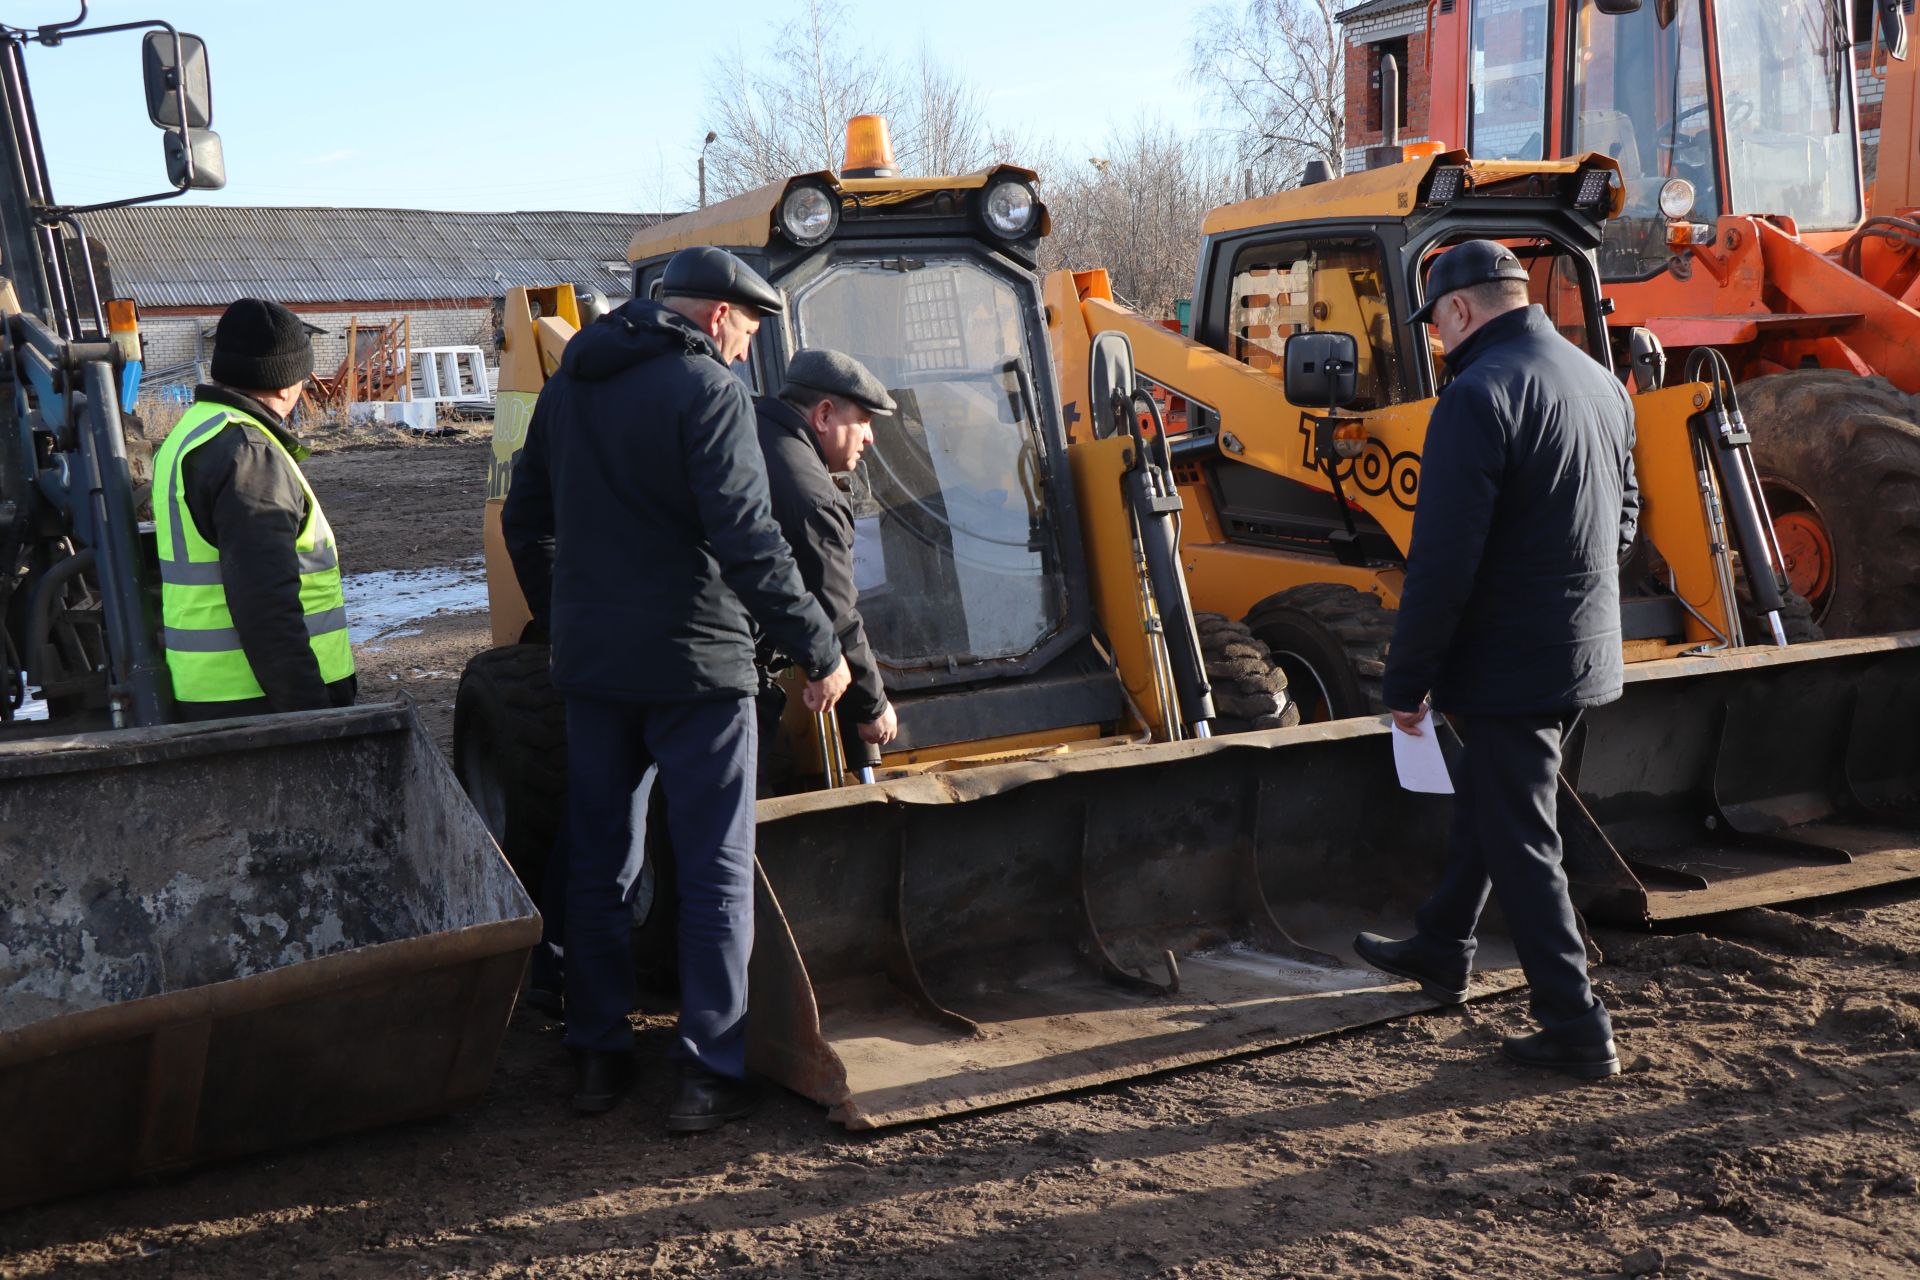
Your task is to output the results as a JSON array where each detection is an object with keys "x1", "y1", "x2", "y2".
[
  {"x1": 1191, "y1": 0, "x2": 1346, "y2": 187},
  {"x1": 703, "y1": 0, "x2": 906, "y2": 198},
  {"x1": 703, "y1": 4, "x2": 1024, "y2": 198},
  {"x1": 1040, "y1": 121, "x2": 1240, "y2": 317},
  {"x1": 900, "y1": 47, "x2": 997, "y2": 176}
]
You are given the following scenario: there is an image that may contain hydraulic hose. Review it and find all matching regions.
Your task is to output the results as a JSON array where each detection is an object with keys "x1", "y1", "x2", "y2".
[{"x1": 1684, "y1": 348, "x2": 1789, "y2": 645}]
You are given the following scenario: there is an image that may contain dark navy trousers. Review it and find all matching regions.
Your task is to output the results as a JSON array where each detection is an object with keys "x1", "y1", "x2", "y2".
[
  {"x1": 1415, "y1": 711, "x2": 1612, "y2": 1044},
  {"x1": 560, "y1": 694, "x2": 758, "y2": 1076}
]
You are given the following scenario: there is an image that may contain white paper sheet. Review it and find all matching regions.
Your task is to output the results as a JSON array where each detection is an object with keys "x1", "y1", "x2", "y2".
[{"x1": 1392, "y1": 720, "x2": 1454, "y2": 794}]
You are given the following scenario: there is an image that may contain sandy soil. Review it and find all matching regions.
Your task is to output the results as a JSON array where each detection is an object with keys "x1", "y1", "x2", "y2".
[{"x1": 3, "y1": 442, "x2": 1916, "y2": 1279}]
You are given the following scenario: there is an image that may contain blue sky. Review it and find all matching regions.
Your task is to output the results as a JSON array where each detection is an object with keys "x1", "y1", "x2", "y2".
[{"x1": 21, "y1": 0, "x2": 1215, "y2": 213}]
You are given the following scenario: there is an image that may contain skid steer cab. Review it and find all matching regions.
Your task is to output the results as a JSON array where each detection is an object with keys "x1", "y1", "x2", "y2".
[{"x1": 1051, "y1": 149, "x2": 1819, "y2": 725}]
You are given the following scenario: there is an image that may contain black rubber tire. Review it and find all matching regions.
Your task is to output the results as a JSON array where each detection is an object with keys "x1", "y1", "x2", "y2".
[
  {"x1": 1737, "y1": 371, "x2": 1920, "y2": 637},
  {"x1": 453, "y1": 644, "x2": 566, "y2": 899},
  {"x1": 1243, "y1": 583, "x2": 1396, "y2": 723},
  {"x1": 1192, "y1": 612, "x2": 1299, "y2": 733}
]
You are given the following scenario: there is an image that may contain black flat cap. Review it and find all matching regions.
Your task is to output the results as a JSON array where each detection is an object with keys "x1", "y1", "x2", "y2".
[
  {"x1": 782, "y1": 348, "x2": 897, "y2": 416},
  {"x1": 660, "y1": 246, "x2": 785, "y2": 314},
  {"x1": 1409, "y1": 239, "x2": 1531, "y2": 322}
]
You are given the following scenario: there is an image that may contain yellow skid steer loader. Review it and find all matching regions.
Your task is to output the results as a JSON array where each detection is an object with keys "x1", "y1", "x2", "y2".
[{"x1": 1048, "y1": 148, "x2": 1920, "y2": 928}]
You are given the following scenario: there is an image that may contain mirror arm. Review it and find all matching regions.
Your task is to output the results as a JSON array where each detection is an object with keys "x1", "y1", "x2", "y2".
[
  {"x1": 44, "y1": 185, "x2": 193, "y2": 220},
  {"x1": 22, "y1": 19, "x2": 200, "y2": 194}
]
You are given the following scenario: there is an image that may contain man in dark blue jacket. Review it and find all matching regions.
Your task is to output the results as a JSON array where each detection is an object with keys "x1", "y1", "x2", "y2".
[
  {"x1": 1354, "y1": 240, "x2": 1639, "y2": 1079},
  {"x1": 503, "y1": 245, "x2": 850, "y2": 1128}
]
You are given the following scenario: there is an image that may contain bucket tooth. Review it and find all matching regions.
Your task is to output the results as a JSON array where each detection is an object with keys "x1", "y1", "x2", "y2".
[
  {"x1": 1076, "y1": 802, "x2": 1180, "y2": 997},
  {"x1": 888, "y1": 820, "x2": 979, "y2": 1035}
]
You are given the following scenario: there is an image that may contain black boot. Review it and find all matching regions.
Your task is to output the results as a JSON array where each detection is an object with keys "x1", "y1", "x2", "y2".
[
  {"x1": 1501, "y1": 1028, "x2": 1620, "y2": 1079},
  {"x1": 570, "y1": 1049, "x2": 636, "y2": 1114},
  {"x1": 523, "y1": 983, "x2": 565, "y2": 1020},
  {"x1": 1353, "y1": 931, "x2": 1470, "y2": 1003},
  {"x1": 665, "y1": 1063, "x2": 758, "y2": 1133}
]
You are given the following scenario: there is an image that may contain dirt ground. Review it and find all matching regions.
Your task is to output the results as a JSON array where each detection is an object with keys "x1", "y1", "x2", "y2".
[{"x1": 4, "y1": 442, "x2": 1918, "y2": 1279}]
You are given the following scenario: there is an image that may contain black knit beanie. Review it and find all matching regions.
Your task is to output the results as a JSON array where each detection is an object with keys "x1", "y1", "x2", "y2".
[{"x1": 211, "y1": 297, "x2": 313, "y2": 391}]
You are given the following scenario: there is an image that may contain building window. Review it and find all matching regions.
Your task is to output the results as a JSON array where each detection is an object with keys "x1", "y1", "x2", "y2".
[{"x1": 1367, "y1": 37, "x2": 1411, "y2": 133}]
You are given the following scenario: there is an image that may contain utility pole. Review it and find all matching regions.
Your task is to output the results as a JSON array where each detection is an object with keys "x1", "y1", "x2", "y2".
[{"x1": 698, "y1": 130, "x2": 717, "y2": 208}]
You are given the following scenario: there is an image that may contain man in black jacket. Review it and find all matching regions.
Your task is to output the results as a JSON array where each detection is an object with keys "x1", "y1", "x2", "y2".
[
  {"x1": 153, "y1": 298, "x2": 356, "y2": 719},
  {"x1": 1354, "y1": 240, "x2": 1639, "y2": 1079},
  {"x1": 503, "y1": 246, "x2": 850, "y2": 1128},
  {"x1": 754, "y1": 349, "x2": 898, "y2": 787}
]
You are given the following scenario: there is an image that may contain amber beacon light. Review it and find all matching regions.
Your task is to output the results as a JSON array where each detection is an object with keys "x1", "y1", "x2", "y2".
[{"x1": 841, "y1": 114, "x2": 898, "y2": 179}]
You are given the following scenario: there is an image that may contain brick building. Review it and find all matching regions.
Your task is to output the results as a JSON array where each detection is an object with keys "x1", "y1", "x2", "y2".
[
  {"x1": 1336, "y1": 1, "x2": 1897, "y2": 182},
  {"x1": 83, "y1": 205, "x2": 664, "y2": 402},
  {"x1": 1336, "y1": 0, "x2": 1431, "y2": 174}
]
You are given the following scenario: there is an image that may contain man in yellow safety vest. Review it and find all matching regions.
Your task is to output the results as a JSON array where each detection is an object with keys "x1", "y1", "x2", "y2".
[{"x1": 151, "y1": 297, "x2": 356, "y2": 719}]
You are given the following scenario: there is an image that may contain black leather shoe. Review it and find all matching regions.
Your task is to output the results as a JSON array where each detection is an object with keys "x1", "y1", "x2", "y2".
[
  {"x1": 665, "y1": 1064, "x2": 757, "y2": 1134},
  {"x1": 523, "y1": 984, "x2": 564, "y2": 1020},
  {"x1": 1353, "y1": 932, "x2": 1470, "y2": 1003},
  {"x1": 570, "y1": 1049, "x2": 636, "y2": 1114},
  {"x1": 1502, "y1": 1028, "x2": 1621, "y2": 1079}
]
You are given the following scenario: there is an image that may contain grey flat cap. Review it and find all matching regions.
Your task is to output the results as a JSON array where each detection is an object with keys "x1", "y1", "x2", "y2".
[
  {"x1": 661, "y1": 246, "x2": 785, "y2": 314},
  {"x1": 782, "y1": 348, "x2": 897, "y2": 415}
]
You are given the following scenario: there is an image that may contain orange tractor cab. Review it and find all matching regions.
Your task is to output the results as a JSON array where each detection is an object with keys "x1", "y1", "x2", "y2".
[{"x1": 1418, "y1": 0, "x2": 1920, "y2": 635}]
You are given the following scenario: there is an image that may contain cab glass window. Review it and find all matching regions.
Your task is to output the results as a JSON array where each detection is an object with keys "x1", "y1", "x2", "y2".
[
  {"x1": 1228, "y1": 238, "x2": 1403, "y2": 409},
  {"x1": 790, "y1": 256, "x2": 1068, "y2": 674},
  {"x1": 1569, "y1": 0, "x2": 1720, "y2": 278},
  {"x1": 1470, "y1": 0, "x2": 1553, "y2": 160}
]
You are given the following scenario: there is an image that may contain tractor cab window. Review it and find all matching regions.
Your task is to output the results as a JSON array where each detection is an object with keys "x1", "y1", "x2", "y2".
[
  {"x1": 1470, "y1": 0, "x2": 1553, "y2": 160},
  {"x1": 1227, "y1": 238, "x2": 1404, "y2": 409},
  {"x1": 1411, "y1": 234, "x2": 1606, "y2": 386},
  {"x1": 790, "y1": 255, "x2": 1068, "y2": 677},
  {"x1": 1714, "y1": 0, "x2": 1861, "y2": 229},
  {"x1": 1570, "y1": 0, "x2": 1722, "y2": 279}
]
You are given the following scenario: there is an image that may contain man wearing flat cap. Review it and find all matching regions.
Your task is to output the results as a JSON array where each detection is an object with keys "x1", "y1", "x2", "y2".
[
  {"x1": 753, "y1": 349, "x2": 900, "y2": 782},
  {"x1": 1352, "y1": 239, "x2": 1639, "y2": 1080},
  {"x1": 503, "y1": 244, "x2": 849, "y2": 1130},
  {"x1": 152, "y1": 297, "x2": 355, "y2": 720}
]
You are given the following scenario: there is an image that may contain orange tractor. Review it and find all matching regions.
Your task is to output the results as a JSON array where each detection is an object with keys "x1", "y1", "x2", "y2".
[{"x1": 1421, "y1": 0, "x2": 1920, "y2": 635}]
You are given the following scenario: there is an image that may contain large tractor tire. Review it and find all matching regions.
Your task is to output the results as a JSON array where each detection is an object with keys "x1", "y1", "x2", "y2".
[
  {"x1": 1243, "y1": 583, "x2": 1396, "y2": 723},
  {"x1": 1192, "y1": 612, "x2": 1299, "y2": 733},
  {"x1": 453, "y1": 644, "x2": 566, "y2": 899},
  {"x1": 1738, "y1": 371, "x2": 1920, "y2": 637}
]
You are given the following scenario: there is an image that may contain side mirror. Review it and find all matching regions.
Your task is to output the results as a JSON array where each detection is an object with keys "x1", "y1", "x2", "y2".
[
  {"x1": 1088, "y1": 331, "x2": 1137, "y2": 441},
  {"x1": 142, "y1": 31, "x2": 213, "y2": 129},
  {"x1": 1593, "y1": 0, "x2": 1643, "y2": 13},
  {"x1": 1283, "y1": 331, "x2": 1359, "y2": 408},
  {"x1": 1879, "y1": 0, "x2": 1909, "y2": 61},
  {"x1": 1627, "y1": 326, "x2": 1666, "y2": 392},
  {"x1": 164, "y1": 128, "x2": 226, "y2": 191}
]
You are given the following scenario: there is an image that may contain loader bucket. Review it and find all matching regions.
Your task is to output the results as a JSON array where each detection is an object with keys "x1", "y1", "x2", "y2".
[
  {"x1": 0, "y1": 702, "x2": 538, "y2": 1210},
  {"x1": 1559, "y1": 632, "x2": 1920, "y2": 925},
  {"x1": 746, "y1": 721, "x2": 1527, "y2": 1130}
]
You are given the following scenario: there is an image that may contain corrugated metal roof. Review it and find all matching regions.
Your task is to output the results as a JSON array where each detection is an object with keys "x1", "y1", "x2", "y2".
[{"x1": 79, "y1": 205, "x2": 670, "y2": 309}]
